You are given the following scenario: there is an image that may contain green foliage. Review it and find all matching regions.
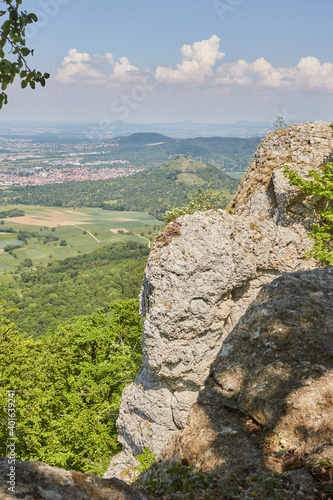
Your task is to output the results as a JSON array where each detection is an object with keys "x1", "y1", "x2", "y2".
[
  {"x1": 165, "y1": 181, "x2": 221, "y2": 223},
  {"x1": 135, "y1": 447, "x2": 157, "y2": 476},
  {"x1": 272, "y1": 116, "x2": 288, "y2": 131},
  {"x1": 17, "y1": 229, "x2": 38, "y2": 240},
  {"x1": 21, "y1": 257, "x2": 32, "y2": 267},
  {"x1": 4, "y1": 242, "x2": 22, "y2": 252},
  {"x1": 0, "y1": 1, "x2": 49, "y2": 108},
  {"x1": 1, "y1": 241, "x2": 149, "y2": 337},
  {"x1": 284, "y1": 162, "x2": 333, "y2": 266},
  {"x1": 0, "y1": 299, "x2": 143, "y2": 475},
  {"x1": 0, "y1": 207, "x2": 24, "y2": 217}
]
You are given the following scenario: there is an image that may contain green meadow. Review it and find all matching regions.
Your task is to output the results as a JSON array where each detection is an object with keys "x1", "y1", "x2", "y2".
[{"x1": 0, "y1": 205, "x2": 164, "y2": 274}]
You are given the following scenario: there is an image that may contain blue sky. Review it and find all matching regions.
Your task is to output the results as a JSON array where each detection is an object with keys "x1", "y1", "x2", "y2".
[{"x1": 1, "y1": 0, "x2": 333, "y2": 124}]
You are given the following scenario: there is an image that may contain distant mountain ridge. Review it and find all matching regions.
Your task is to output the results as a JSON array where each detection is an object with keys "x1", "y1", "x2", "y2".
[{"x1": 110, "y1": 133, "x2": 262, "y2": 172}]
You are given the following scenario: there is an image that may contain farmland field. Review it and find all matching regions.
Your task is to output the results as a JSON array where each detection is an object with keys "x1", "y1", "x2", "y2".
[{"x1": 0, "y1": 205, "x2": 164, "y2": 274}]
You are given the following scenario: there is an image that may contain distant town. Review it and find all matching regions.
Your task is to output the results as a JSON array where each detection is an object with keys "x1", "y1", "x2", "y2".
[{"x1": 0, "y1": 164, "x2": 144, "y2": 187}]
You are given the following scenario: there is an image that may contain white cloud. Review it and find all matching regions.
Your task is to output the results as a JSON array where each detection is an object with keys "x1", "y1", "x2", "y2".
[
  {"x1": 215, "y1": 55, "x2": 333, "y2": 91},
  {"x1": 54, "y1": 49, "x2": 106, "y2": 85},
  {"x1": 53, "y1": 39, "x2": 333, "y2": 93},
  {"x1": 112, "y1": 56, "x2": 139, "y2": 80},
  {"x1": 105, "y1": 52, "x2": 115, "y2": 65},
  {"x1": 295, "y1": 57, "x2": 333, "y2": 91},
  {"x1": 216, "y1": 57, "x2": 291, "y2": 88},
  {"x1": 155, "y1": 35, "x2": 225, "y2": 83},
  {"x1": 54, "y1": 49, "x2": 139, "y2": 85}
]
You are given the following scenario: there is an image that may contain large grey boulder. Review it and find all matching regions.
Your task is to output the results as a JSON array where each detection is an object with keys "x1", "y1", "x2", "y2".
[
  {"x1": 157, "y1": 269, "x2": 333, "y2": 484},
  {"x1": 104, "y1": 121, "x2": 332, "y2": 481}
]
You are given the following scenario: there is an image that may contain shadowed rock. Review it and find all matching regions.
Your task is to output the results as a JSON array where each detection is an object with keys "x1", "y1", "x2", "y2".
[{"x1": 158, "y1": 269, "x2": 333, "y2": 483}]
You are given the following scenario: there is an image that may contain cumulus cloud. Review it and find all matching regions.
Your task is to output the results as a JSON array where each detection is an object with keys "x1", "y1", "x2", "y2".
[
  {"x1": 54, "y1": 49, "x2": 106, "y2": 85},
  {"x1": 215, "y1": 57, "x2": 290, "y2": 88},
  {"x1": 295, "y1": 57, "x2": 333, "y2": 91},
  {"x1": 53, "y1": 39, "x2": 333, "y2": 93},
  {"x1": 54, "y1": 49, "x2": 139, "y2": 85},
  {"x1": 155, "y1": 35, "x2": 225, "y2": 83},
  {"x1": 215, "y1": 55, "x2": 333, "y2": 91},
  {"x1": 112, "y1": 56, "x2": 139, "y2": 80}
]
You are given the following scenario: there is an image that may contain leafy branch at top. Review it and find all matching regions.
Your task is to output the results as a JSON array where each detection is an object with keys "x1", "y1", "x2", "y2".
[
  {"x1": 284, "y1": 155, "x2": 333, "y2": 266},
  {"x1": 0, "y1": 0, "x2": 50, "y2": 108}
]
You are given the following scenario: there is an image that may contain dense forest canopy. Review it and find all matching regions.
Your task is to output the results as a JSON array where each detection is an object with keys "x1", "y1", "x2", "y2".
[
  {"x1": 0, "y1": 241, "x2": 149, "y2": 337},
  {"x1": 0, "y1": 299, "x2": 142, "y2": 475}
]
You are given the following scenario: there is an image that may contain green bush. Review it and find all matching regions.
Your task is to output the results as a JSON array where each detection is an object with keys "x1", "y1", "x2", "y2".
[
  {"x1": 284, "y1": 161, "x2": 333, "y2": 266},
  {"x1": 271, "y1": 116, "x2": 288, "y2": 131},
  {"x1": 134, "y1": 447, "x2": 157, "y2": 476},
  {"x1": 4, "y1": 244, "x2": 22, "y2": 252},
  {"x1": 165, "y1": 181, "x2": 222, "y2": 223}
]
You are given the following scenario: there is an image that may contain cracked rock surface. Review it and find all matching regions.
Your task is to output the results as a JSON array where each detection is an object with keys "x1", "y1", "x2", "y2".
[
  {"x1": 104, "y1": 121, "x2": 332, "y2": 480},
  {"x1": 158, "y1": 269, "x2": 333, "y2": 480}
]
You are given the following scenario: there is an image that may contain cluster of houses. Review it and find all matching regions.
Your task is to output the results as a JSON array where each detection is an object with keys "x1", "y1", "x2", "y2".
[{"x1": 0, "y1": 164, "x2": 144, "y2": 186}]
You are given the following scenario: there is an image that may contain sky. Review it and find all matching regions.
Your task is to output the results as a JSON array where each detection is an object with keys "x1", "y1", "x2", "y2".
[{"x1": 1, "y1": 0, "x2": 333, "y2": 125}]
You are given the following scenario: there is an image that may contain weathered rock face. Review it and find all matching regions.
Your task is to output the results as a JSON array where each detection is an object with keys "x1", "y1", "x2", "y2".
[
  {"x1": 104, "y1": 121, "x2": 332, "y2": 480},
  {"x1": 0, "y1": 458, "x2": 152, "y2": 500},
  {"x1": 158, "y1": 269, "x2": 333, "y2": 481},
  {"x1": 230, "y1": 120, "x2": 333, "y2": 221}
]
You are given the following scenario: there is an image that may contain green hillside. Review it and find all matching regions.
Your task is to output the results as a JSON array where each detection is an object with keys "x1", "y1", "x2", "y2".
[
  {"x1": 108, "y1": 133, "x2": 261, "y2": 171},
  {"x1": 6, "y1": 158, "x2": 239, "y2": 219}
]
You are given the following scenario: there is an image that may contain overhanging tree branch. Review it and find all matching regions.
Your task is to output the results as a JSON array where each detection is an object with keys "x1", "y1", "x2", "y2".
[{"x1": 0, "y1": 0, "x2": 49, "y2": 108}]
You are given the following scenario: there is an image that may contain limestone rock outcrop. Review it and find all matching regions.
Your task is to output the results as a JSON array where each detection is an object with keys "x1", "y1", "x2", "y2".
[
  {"x1": 0, "y1": 458, "x2": 152, "y2": 500},
  {"x1": 157, "y1": 269, "x2": 333, "y2": 481},
  {"x1": 104, "y1": 121, "x2": 332, "y2": 480}
]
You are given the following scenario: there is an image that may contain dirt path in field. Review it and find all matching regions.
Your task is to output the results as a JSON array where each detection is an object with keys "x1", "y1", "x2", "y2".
[
  {"x1": 136, "y1": 234, "x2": 151, "y2": 248},
  {"x1": 74, "y1": 226, "x2": 100, "y2": 242}
]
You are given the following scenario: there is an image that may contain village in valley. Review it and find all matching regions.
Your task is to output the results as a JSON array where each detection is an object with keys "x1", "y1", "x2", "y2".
[
  {"x1": 0, "y1": 135, "x2": 144, "y2": 186},
  {"x1": 0, "y1": 164, "x2": 143, "y2": 187}
]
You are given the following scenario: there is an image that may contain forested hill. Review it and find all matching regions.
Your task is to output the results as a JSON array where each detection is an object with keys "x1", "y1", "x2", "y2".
[
  {"x1": 7, "y1": 158, "x2": 240, "y2": 220},
  {"x1": 115, "y1": 132, "x2": 172, "y2": 145},
  {"x1": 110, "y1": 132, "x2": 261, "y2": 171}
]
